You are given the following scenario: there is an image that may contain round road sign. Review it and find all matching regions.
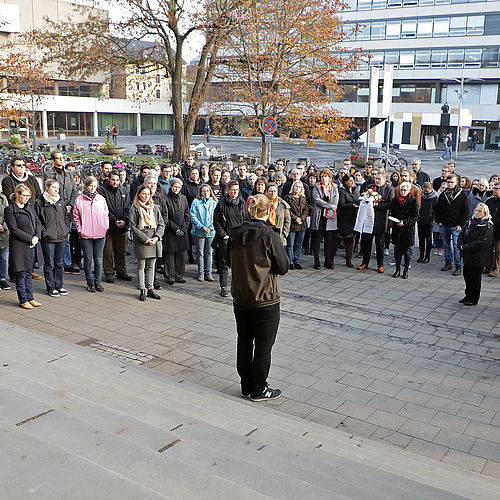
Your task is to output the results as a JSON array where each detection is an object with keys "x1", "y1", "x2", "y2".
[{"x1": 262, "y1": 116, "x2": 277, "y2": 134}]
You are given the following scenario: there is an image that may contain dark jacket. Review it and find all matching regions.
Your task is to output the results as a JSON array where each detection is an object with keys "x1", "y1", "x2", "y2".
[
  {"x1": 213, "y1": 194, "x2": 249, "y2": 244},
  {"x1": 0, "y1": 192, "x2": 9, "y2": 250},
  {"x1": 418, "y1": 190, "x2": 438, "y2": 225},
  {"x1": 390, "y1": 195, "x2": 419, "y2": 248},
  {"x1": 485, "y1": 196, "x2": 500, "y2": 239},
  {"x1": 4, "y1": 202, "x2": 42, "y2": 272},
  {"x1": 182, "y1": 179, "x2": 200, "y2": 207},
  {"x1": 152, "y1": 189, "x2": 169, "y2": 230},
  {"x1": 458, "y1": 217, "x2": 494, "y2": 268},
  {"x1": 228, "y1": 219, "x2": 289, "y2": 307},
  {"x1": 208, "y1": 182, "x2": 226, "y2": 202},
  {"x1": 34, "y1": 195, "x2": 70, "y2": 243},
  {"x1": 415, "y1": 170, "x2": 431, "y2": 188},
  {"x1": 337, "y1": 186, "x2": 360, "y2": 236},
  {"x1": 129, "y1": 173, "x2": 146, "y2": 201},
  {"x1": 282, "y1": 180, "x2": 312, "y2": 207},
  {"x1": 433, "y1": 176, "x2": 447, "y2": 192},
  {"x1": 43, "y1": 166, "x2": 77, "y2": 208},
  {"x1": 284, "y1": 194, "x2": 308, "y2": 232},
  {"x1": 163, "y1": 190, "x2": 190, "y2": 253},
  {"x1": 99, "y1": 181, "x2": 131, "y2": 233},
  {"x1": 2, "y1": 172, "x2": 42, "y2": 207},
  {"x1": 435, "y1": 187, "x2": 469, "y2": 228},
  {"x1": 360, "y1": 183, "x2": 394, "y2": 234}
]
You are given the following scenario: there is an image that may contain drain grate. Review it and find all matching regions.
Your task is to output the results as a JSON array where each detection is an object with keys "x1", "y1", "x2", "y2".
[{"x1": 89, "y1": 341, "x2": 155, "y2": 365}]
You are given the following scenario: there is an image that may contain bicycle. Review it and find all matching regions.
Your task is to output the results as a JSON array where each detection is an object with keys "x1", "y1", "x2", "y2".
[{"x1": 376, "y1": 149, "x2": 407, "y2": 171}]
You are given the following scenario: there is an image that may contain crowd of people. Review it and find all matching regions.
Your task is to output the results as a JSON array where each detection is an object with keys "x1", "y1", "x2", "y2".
[{"x1": 0, "y1": 152, "x2": 498, "y2": 309}]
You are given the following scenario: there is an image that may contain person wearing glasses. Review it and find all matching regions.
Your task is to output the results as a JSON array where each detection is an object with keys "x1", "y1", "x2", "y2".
[
  {"x1": 411, "y1": 159, "x2": 430, "y2": 188},
  {"x1": 4, "y1": 185, "x2": 42, "y2": 309}
]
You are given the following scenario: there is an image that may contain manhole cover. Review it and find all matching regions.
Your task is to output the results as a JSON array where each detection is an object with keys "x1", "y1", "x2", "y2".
[{"x1": 89, "y1": 341, "x2": 155, "y2": 365}]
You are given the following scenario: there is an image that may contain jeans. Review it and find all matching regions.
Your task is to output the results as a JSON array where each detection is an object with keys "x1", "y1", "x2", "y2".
[
  {"x1": 193, "y1": 236, "x2": 214, "y2": 275},
  {"x1": 286, "y1": 230, "x2": 305, "y2": 265},
  {"x1": 137, "y1": 257, "x2": 156, "y2": 290},
  {"x1": 0, "y1": 246, "x2": 7, "y2": 280},
  {"x1": 41, "y1": 240, "x2": 66, "y2": 292},
  {"x1": 15, "y1": 270, "x2": 34, "y2": 304},
  {"x1": 440, "y1": 146, "x2": 452, "y2": 160},
  {"x1": 79, "y1": 237, "x2": 106, "y2": 284},
  {"x1": 417, "y1": 223, "x2": 432, "y2": 258},
  {"x1": 234, "y1": 302, "x2": 280, "y2": 398},
  {"x1": 63, "y1": 238, "x2": 72, "y2": 267},
  {"x1": 439, "y1": 225, "x2": 462, "y2": 268}
]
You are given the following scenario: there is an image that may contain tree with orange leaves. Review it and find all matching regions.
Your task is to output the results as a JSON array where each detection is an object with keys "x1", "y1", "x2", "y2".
[{"x1": 209, "y1": 0, "x2": 363, "y2": 164}]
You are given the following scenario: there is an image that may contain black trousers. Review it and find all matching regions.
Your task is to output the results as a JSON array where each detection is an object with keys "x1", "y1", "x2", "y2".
[
  {"x1": 394, "y1": 245, "x2": 410, "y2": 270},
  {"x1": 311, "y1": 217, "x2": 336, "y2": 266},
  {"x1": 361, "y1": 232, "x2": 385, "y2": 267},
  {"x1": 216, "y1": 241, "x2": 229, "y2": 288},
  {"x1": 418, "y1": 223, "x2": 432, "y2": 259},
  {"x1": 463, "y1": 264, "x2": 483, "y2": 303},
  {"x1": 234, "y1": 302, "x2": 280, "y2": 397}
]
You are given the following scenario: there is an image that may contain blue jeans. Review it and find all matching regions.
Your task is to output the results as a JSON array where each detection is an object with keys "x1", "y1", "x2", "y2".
[
  {"x1": 15, "y1": 270, "x2": 34, "y2": 303},
  {"x1": 79, "y1": 237, "x2": 106, "y2": 284},
  {"x1": 0, "y1": 246, "x2": 7, "y2": 280},
  {"x1": 193, "y1": 236, "x2": 214, "y2": 275},
  {"x1": 63, "y1": 237, "x2": 72, "y2": 267},
  {"x1": 440, "y1": 146, "x2": 452, "y2": 160},
  {"x1": 41, "y1": 240, "x2": 66, "y2": 292},
  {"x1": 439, "y1": 225, "x2": 462, "y2": 268},
  {"x1": 286, "y1": 230, "x2": 305, "y2": 265}
]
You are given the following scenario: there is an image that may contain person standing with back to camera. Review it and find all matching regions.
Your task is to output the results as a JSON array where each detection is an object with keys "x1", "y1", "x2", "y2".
[{"x1": 228, "y1": 194, "x2": 289, "y2": 402}]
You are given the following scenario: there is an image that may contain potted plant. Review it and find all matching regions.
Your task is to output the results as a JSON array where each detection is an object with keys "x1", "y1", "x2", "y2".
[
  {"x1": 4, "y1": 130, "x2": 27, "y2": 150},
  {"x1": 98, "y1": 138, "x2": 125, "y2": 155},
  {"x1": 57, "y1": 127, "x2": 66, "y2": 140}
]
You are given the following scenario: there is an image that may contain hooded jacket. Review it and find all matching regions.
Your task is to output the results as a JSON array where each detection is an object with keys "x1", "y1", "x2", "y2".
[
  {"x1": 34, "y1": 194, "x2": 70, "y2": 243},
  {"x1": 228, "y1": 219, "x2": 289, "y2": 307},
  {"x1": 418, "y1": 190, "x2": 438, "y2": 225},
  {"x1": 213, "y1": 194, "x2": 249, "y2": 243},
  {"x1": 73, "y1": 192, "x2": 109, "y2": 239},
  {"x1": 190, "y1": 197, "x2": 217, "y2": 238}
]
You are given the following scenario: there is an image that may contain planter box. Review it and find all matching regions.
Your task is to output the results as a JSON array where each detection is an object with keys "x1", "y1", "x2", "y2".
[
  {"x1": 58, "y1": 133, "x2": 66, "y2": 140},
  {"x1": 3, "y1": 142, "x2": 28, "y2": 150},
  {"x1": 99, "y1": 147, "x2": 126, "y2": 155}
]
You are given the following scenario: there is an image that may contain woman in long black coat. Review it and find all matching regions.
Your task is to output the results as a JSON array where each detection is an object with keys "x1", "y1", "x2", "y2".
[
  {"x1": 163, "y1": 178, "x2": 190, "y2": 285},
  {"x1": 4, "y1": 184, "x2": 42, "y2": 309},
  {"x1": 390, "y1": 182, "x2": 419, "y2": 279},
  {"x1": 457, "y1": 203, "x2": 493, "y2": 306}
]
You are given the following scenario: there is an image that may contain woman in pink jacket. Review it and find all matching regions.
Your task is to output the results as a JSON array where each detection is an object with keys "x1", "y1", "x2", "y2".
[{"x1": 73, "y1": 176, "x2": 109, "y2": 292}]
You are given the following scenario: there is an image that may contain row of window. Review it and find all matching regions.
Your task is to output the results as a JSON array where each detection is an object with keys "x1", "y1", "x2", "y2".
[
  {"x1": 343, "y1": 47, "x2": 500, "y2": 69},
  {"x1": 346, "y1": 0, "x2": 496, "y2": 10},
  {"x1": 344, "y1": 14, "x2": 500, "y2": 41}
]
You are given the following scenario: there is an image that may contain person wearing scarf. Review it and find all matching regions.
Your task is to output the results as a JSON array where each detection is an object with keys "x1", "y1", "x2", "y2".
[
  {"x1": 1, "y1": 157, "x2": 42, "y2": 205},
  {"x1": 130, "y1": 184, "x2": 165, "y2": 301},
  {"x1": 266, "y1": 183, "x2": 291, "y2": 247},
  {"x1": 73, "y1": 176, "x2": 109, "y2": 292},
  {"x1": 389, "y1": 182, "x2": 419, "y2": 279},
  {"x1": 34, "y1": 180, "x2": 70, "y2": 297},
  {"x1": 457, "y1": 203, "x2": 493, "y2": 305},
  {"x1": 417, "y1": 183, "x2": 438, "y2": 264}
]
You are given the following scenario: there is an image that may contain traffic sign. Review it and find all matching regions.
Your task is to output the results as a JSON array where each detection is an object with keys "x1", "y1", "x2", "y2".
[
  {"x1": 262, "y1": 116, "x2": 277, "y2": 135},
  {"x1": 265, "y1": 135, "x2": 273, "y2": 144}
]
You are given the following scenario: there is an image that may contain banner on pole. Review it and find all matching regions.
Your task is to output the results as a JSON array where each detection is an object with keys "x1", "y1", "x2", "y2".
[
  {"x1": 382, "y1": 64, "x2": 393, "y2": 117},
  {"x1": 369, "y1": 67, "x2": 379, "y2": 117}
]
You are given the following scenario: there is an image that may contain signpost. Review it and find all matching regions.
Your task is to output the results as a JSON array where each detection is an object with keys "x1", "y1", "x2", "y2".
[{"x1": 262, "y1": 116, "x2": 277, "y2": 165}]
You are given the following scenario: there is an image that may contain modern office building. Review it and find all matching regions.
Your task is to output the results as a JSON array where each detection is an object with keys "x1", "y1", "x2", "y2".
[{"x1": 336, "y1": 0, "x2": 500, "y2": 149}]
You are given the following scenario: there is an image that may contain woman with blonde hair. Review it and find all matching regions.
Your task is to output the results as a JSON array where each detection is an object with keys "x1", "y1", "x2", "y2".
[
  {"x1": 284, "y1": 180, "x2": 308, "y2": 269},
  {"x1": 4, "y1": 184, "x2": 42, "y2": 309},
  {"x1": 130, "y1": 184, "x2": 165, "y2": 301}
]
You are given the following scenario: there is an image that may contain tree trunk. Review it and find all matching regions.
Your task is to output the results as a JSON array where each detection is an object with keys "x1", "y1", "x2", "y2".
[{"x1": 260, "y1": 135, "x2": 269, "y2": 165}]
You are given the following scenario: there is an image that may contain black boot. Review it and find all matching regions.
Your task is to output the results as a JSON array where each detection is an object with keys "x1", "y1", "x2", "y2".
[
  {"x1": 147, "y1": 289, "x2": 161, "y2": 299},
  {"x1": 139, "y1": 289, "x2": 146, "y2": 301},
  {"x1": 392, "y1": 267, "x2": 400, "y2": 278},
  {"x1": 314, "y1": 259, "x2": 321, "y2": 270},
  {"x1": 417, "y1": 254, "x2": 424, "y2": 263},
  {"x1": 402, "y1": 267, "x2": 409, "y2": 279}
]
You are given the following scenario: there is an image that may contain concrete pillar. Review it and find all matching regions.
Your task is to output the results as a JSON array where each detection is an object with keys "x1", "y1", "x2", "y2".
[
  {"x1": 42, "y1": 110, "x2": 48, "y2": 139},
  {"x1": 93, "y1": 111, "x2": 99, "y2": 138},
  {"x1": 136, "y1": 112, "x2": 141, "y2": 137}
]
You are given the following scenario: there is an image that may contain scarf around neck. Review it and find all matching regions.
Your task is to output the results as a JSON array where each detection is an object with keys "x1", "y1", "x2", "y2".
[
  {"x1": 43, "y1": 191, "x2": 60, "y2": 205},
  {"x1": 268, "y1": 196, "x2": 278, "y2": 225},
  {"x1": 397, "y1": 193, "x2": 411, "y2": 206},
  {"x1": 11, "y1": 170, "x2": 29, "y2": 183},
  {"x1": 136, "y1": 199, "x2": 156, "y2": 230},
  {"x1": 83, "y1": 189, "x2": 97, "y2": 200}
]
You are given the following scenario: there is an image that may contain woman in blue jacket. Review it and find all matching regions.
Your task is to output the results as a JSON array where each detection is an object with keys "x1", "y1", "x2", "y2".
[{"x1": 190, "y1": 184, "x2": 217, "y2": 282}]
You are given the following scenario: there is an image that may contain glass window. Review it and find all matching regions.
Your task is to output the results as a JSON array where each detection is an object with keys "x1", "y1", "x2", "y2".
[
  {"x1": 357, "y1": 87, "x2": 369, "y2": 103},
  {"x1": 419, "y1": 0, "x2": 434, "y2": 4},
  {"x1": 370, "y1": 52, "x2": 384, "y2": 67},
  {"x1": 342, "y1": 23, "x2": 356, "y2": 41},
  {"x1": 403, "y1": 0, "x2": 418, "y2": 5},
  {"x1": 401, "y1": 19, "x2": 417, "y2": 38},
  {"x1": 385, "y1": 52, "x2": 399, "y2": 67},
  {"x1": 464, "y1": 49, "x2": 482, "y2": 67},
  {"x1": 434, "y1": 0, "x2": 450, "y2": 4},
  {"x1": 467, "y1": 16, "x2": 484, "y2": 35},
  {"x1": 416, "y1": 87, "x2": 432, "y2": 103},
  {"x1": 451, "y1": 0, "x2": 467, "y2": 3},
  {"x1": 415, "y1": 50, "x2": 431, "y2": 67},
  {"x1": 450, "y1": 17, "x2": 467, "y2": 36},
  {"x1": 485, "y1": 15, "x2": 500, "y2": 35},
  {"x1": 371, "y1": 22, "x2": 385, "y2": 39},
  {"x1": 447, "y1": 49, "x2": 464, "y2": 68},
  {"x1": 431, "y1": 50, "x2": 447, "y2": 68},
  {"x1": 400, "y1": 86, "x2": 416, "y2": 103},
  {"x1": 433, "y1": 18, "x2": 449, "y2": 37},
  {"x1": 343, "y1": 0, "x2": 358, "y2": 9},
  {"x1": 357, "y1": 0, "x2": 372, "y2": 9},
  {"x1": 356, "y1": 23, "x2": 370, "y2": 40},
  {"x1": 482, "y1": 48, "x2": 499, "y2": 68},
  {"x1": 386, "y1": 20, "x2": 401, "y2": 39},
  {"x1": 371, "y1": 0, "x2": 386, "y2": 7},
  {"x1": 387, "y1": 0, "x2": 402, "y2": 7},
  {"x1": 399, "y1": 51, "x2": 415, "y2": 68},
  {"x1": 417, "y1": 19, "x2": 433, "y2": 38}
]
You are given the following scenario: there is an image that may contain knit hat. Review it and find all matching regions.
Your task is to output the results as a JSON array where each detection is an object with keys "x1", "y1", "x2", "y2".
[{"x1": 170, "y1": 177, "x2": 183, "y2": 187}]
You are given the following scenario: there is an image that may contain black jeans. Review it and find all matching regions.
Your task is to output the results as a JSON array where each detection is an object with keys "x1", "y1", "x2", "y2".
[
  {"x1": 311, "y1": 217, "x2": 336, "y2": 266},
  {"x1": 394, "y1": 245, "x2": 410, "y2": 270},
  {"x1": 234, "y1": 302, "x2": 280, "y2": 397},
  {"x1": 463, "y1": 264, "x2": 483, "y2": 303},
  {"x1": 361, "y1": 232, "x2": 385, "y2": 267},
  {"x1": 216, "y1": 240, "x2": 229, "y2": 288},
  {"x1": 417, "y1": 223, "x2": 432, "y2": 259}
]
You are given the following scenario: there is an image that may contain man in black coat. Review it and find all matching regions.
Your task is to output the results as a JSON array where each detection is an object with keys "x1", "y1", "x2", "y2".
[
  {"x1": 2, "y1": 157, "x2": 42, "y2": 206},
  {"x1": 411, "y1": 159, "x2": 431, "y2": 188},
  {"x1": 281, "y1": 168, "x2": 312, "y2": 207},
  {"x1": 99, "y1": 169, "x2": 132, "y2": 283},
  {"x1": 213, "y1": 180, "x2": 249, "y2": 297},
  {"x1": 435, "y1": 174, "x2": 469, "y2": 276},
  {"x1": 42, "y1": 151, "x2": 77, "y2": 214},
  {"x1": 129, "y1": 164, "x2": 151, "y2": 201},
  {"x1": 486, "y1": 181, "x2": 500, "y2": 277},
  {"x1": 181, "y1": 167, "x2": 200, "y2": 264}
]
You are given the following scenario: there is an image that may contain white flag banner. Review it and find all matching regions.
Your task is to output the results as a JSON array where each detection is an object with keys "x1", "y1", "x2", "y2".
[
  {"x1": 381, "y1": 64, "x2": 393, "y2": 117},
  {"x1": 369, "y1": 67, "x2": 379, "y2": 116}
]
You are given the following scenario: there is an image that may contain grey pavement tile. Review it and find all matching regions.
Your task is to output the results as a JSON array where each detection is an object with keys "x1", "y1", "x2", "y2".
[
  {"x1": 152, "y1": 360, "x2": 186, "y2": 376},
  {"x1": 396, "y1": 387, "x2": 432, "y2": 406},
  {"x1": 482, "y1": 395, "x2": 500, "y2": 411},
  {"x1": 387, "y1": 361, "x2": 419, "y2": 376},
  {"x1": 337, "y1": 373, "x2": 374, "y2": 389},
  {"x1": 433, "y1": 362, "x2": 467, "y2": 377},
  {"x1": 465, "y1": 421, "x2": 500, "y2": 444},
  {"x1": 305, "y1": 408, "x2": 346, "y2": 428},
  {"x1": 367, "y1": 394, "x2": 406, "y2": 413},
  {"x1": 458, "y1": 403, "x2": 495, "y2": 424},
  {"x1": 309, "y1": 379, "x2": 347, "y2": 397},
  {"x1": 412, "y1": 333, "x2": 439, "y2": 345},
  {"x1": 283, "y1": 372, "x2": 320, "y2": 388},
  {"x1": 470, "y1": 439, "x2": 500, "y2": 461},
  {"x1": 336, "y1": 417, "x2": 379, "y2": 439},
  {"x1": 287, "y1": 359, "x2": 323, "y2": 376},
  {"x1": 482, "y1": 460, "x2": 500, "y2": 480},
  {"x1": 366, "y1": 380, "x2": 404, "y2": 398},
  {"x1": 338, "y1": 386, "x2": 375, "y2": 405},
  {"x1": 449, "y1": 388, "x2": 485, "y2": 406},
  {"x1": 405, "y1": 438, "x2": 448, "y2": 461},
  {"x1": 418, "y1": 382, "x2": 454, "y2": 398},
  {"x1": 399, "y1": 420, "x2": 441, "y2": 441},
  {"x1": 430, "y1": 412, "x2": 470, "y2": 433},
  {"x1": 363, "y1": 366, "x2": 397, "y2": 382},
  {"x1": 442, "y1": 449, "x2": 487, "y2": 474},
  {"x1": 366, "y1": 410, "x2": 407, "y2": 431},
  {"x1": 335, "y1": 401, "x2": 376, "y2": 421},
  {"x1": 398, "y1": 402, "x2": 437, "y2": 423},
  {"x1": 433, "y1": 429, "x2": 476, "y2": 453},
  {"x1": 312, "y1": 366, "x2": 348, "y2": 382},
  {"x1": 275, "y1": 399, "x2": 316, "y2": 419},
  {"x1": 413, "y1": 368, "x2": 447, "y2": 384},
  {"x1": 436, "y1": 338, "x2": 465, "y2": 350},
  {"x1": 359, "y1": 356, "x2": 393, "y2": 369},
  {"x1": 371, "y1": 428, "x2": 413, "y2": 448},
  {"x1": 305, "y1": 392, "x2": 345, "y2": 412},
  {"x1": 279, "y1": 384, "x2": 318, "y2": 403},
  {"x1": 335, "y1": 360, "x2": 370, "y2": 376}
]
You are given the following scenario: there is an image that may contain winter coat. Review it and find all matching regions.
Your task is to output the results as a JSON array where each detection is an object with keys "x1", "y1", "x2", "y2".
[
  {"x1": 2, "y1": 172, "x2": 42, "y2": 207},
  {"x1": 213, "y1": 194, "x2": 249, "y2": 245},
  {"x1": 0, "y1": 192, "x2": 9, "y2": 249},
  {"x1": 395, "y1": 184, "x2": 421, "y2": 208},
  {"x1": 435, "y1": 187, "x2": 469, "y2": 228},
  {"x1": 468, "y1": 188, "x2": 490, "y2": 218},
  {"x1": 4, "y1": 202, "x2": 42, "y2": 273},
  {"x1": 152, "y1": 190, "x2": 169, "y2": 230},
  {"x1": 415, "y1": 170, "x2": 431, "y2": 188},
  {"x1": 282, "y1": 180, "x2": 312, "y2": 207},
  {"x1": 485, "y1": 196, "x2": 500, "y2": 240},
  {"x1": 284, "y1": 194, "x2": 308, "y2": 232},
  {"x1": 228, "y1": 219, "x2": 289, "y2": 307},
  {"x1": 158, "y1": 177, "x2": 171, "y2": 194},
  {"x1": 359, "y1": 183, "x2": 394, "y2": 234},
  {"x1": 130, "y1": 204, "x2": 165, "y2": 259},
  {"x1": 432, "y1": 176, "x2": 448, "y2": 192},
  {"x1": 43, "y1": 166, "x2": 77, "y2": 208},
  {"x1": 270, "y1": 198, "x2": 291, "y2": 245},
  {"x1": 181, "y1": 179, "x2": 201, "y2": 207},
  {"x1": 310, "y1": 182, "x2": 339, "y2": 231},
  {"x1": 98, "y1": 181, "x2": 131, "y2": 233},
  {"x1": 129, "y1": 173, "x2": 146, "y2": 201},
  {"x1": 418, "y1": 190, "x2": 438, "y2": 225},
  {"x1": 337, "y1": 186, "x2": 360, "y2": 236},
  {"x1": 73, "y1": 192, "x2": 109, "y2": 239},
  {"x1": 163, "y1": 191, "x2": 190, "y2": 253},
  {"x1": 34, "y1": 195, "x2": 70, "y2": 243},
  {"x1": 190, "y1": 197, "x2": 217, "y2": 238},
  {"x1": 390, "y1": 196, "x2": 419, "y2": 248},
  {"x1": 458, "y1": 217, "x2": 494, "y2": 268}
]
